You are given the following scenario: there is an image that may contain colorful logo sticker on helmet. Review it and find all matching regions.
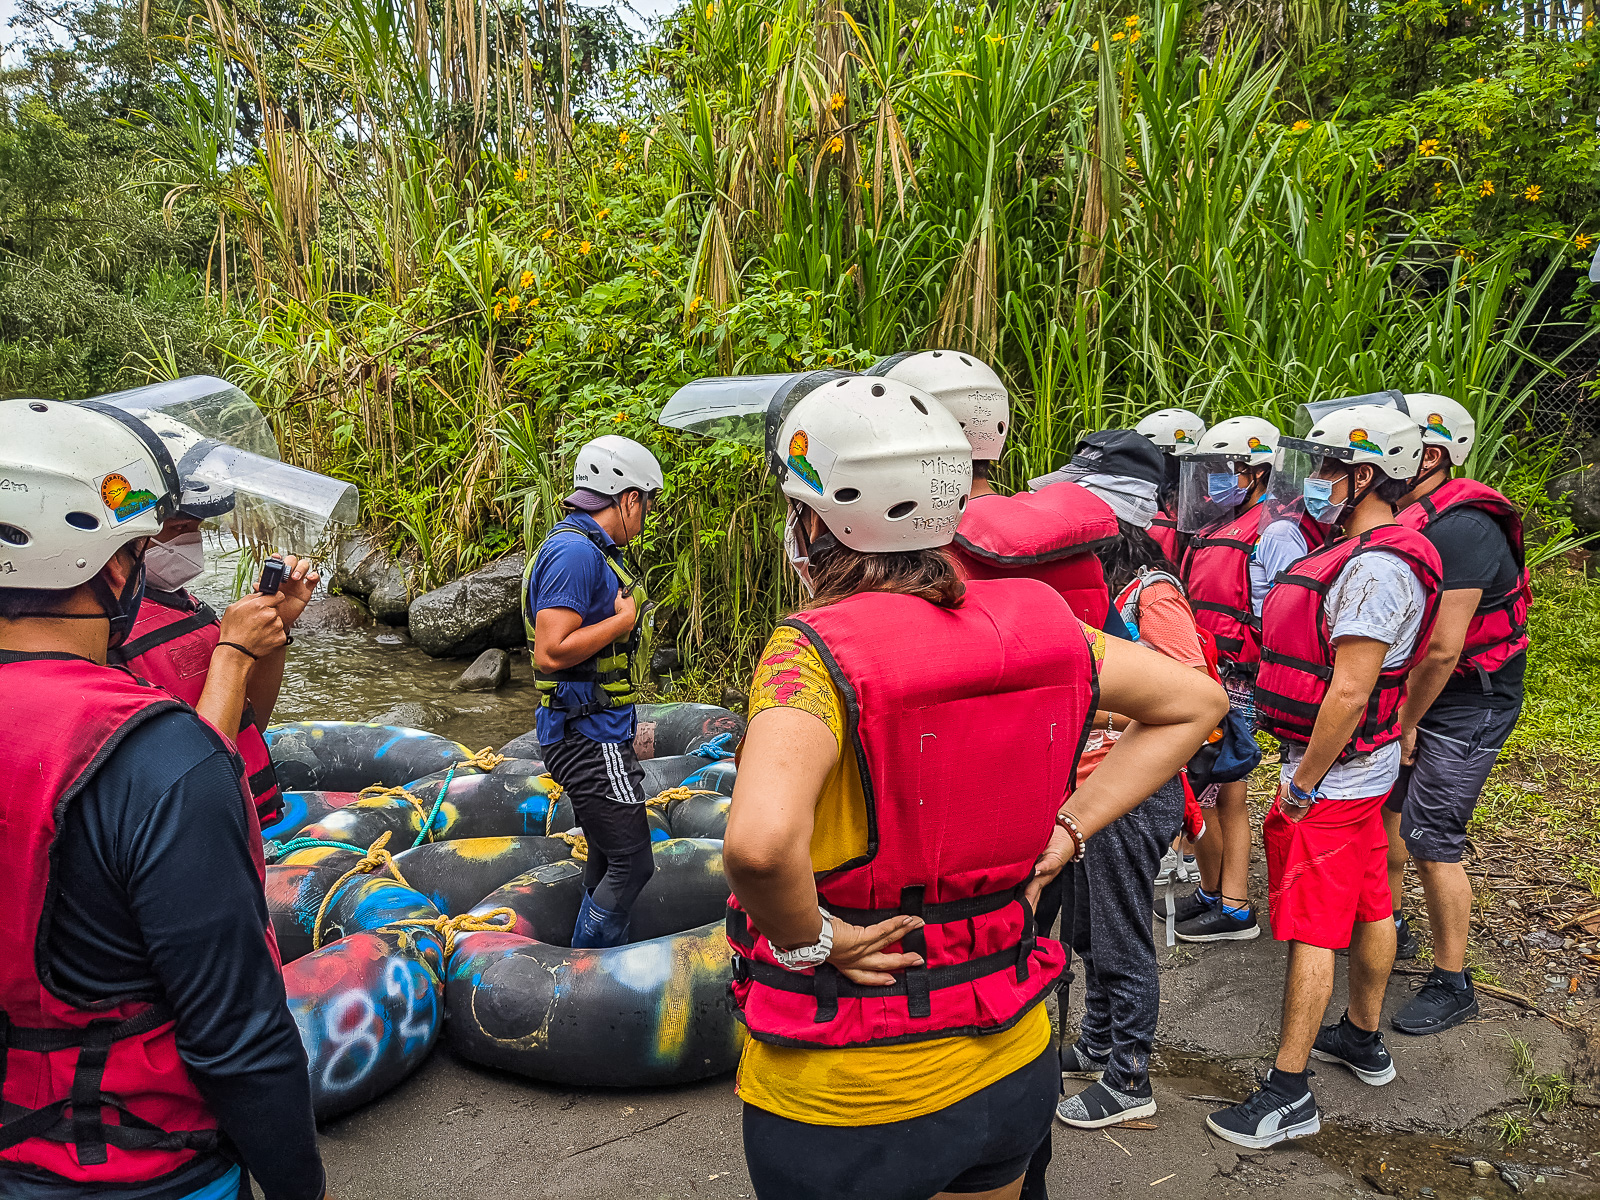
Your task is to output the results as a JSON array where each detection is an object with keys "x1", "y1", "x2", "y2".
[
  {"x1": 1174, "y1": 429, "x2": 1194, "y2": 444},
  {"x1": 1246, "y1": 436, "x2": 1269, "y2": 454},
  {"x1": 1348, "y1": 429, "x2": 1383, "y2": 456},
  {"x1": 787, "y1": 430, "x2": 825, "y2": 495},
  {"x1": 97, "y1": 464, "x2": 159, "y2": 524},
  {"x1": 1426, "y1": 413, "x2": 1451, "y2": 439}
]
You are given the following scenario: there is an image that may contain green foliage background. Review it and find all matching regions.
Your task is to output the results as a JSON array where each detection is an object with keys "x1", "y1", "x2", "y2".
[{"x1": 2, "y1": 0, "x2": 1597, "y2": 671}]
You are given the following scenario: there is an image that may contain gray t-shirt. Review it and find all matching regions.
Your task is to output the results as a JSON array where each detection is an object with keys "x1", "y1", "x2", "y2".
[
  {"x1": 1279, "y1": 549, "x2": 1427, "y2": 799},
  {"x1": 1250, "y1": 518, "x2": 1311, "y2": 617}
]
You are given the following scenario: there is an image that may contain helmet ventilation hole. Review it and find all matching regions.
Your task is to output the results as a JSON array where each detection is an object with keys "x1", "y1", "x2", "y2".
[
  {"x1": 0, "y1": 523, "x2": 29, "y2": 545},
  {"x1": 613, "y1": 466, "x2": 625, "y2": 475},
  {"x1": 887, "y1": 501, "x2": 916, "y2": 520},
  {"x1": 589, "y1": 462, "x2": 599, "y2": 473},
  {"x1": 958, "y1": 495, "x2": 968, "y2": 511},
  {"x1": 871, "y1": 384, "x2": 886, "y2": 397},
  {"x1": 959, "y1": 356, "x2": 971, "y2": 366},
  {"x1": 834, "y1": 487, "x2": 861, "y2": 503},
  {"x1": 931, "y1": 350, "x2": 943, "y2": 358},
  {"x1": 997, "y1": 421, "x2": 1006, "y2": 435},
  {"x1": 28, "y1": 402, "x2": 47, "y2": 413},
  {"x1": 64, "y1": 513, "x2": 98, "y2": 531},
  {"x1": 912, "y1": 398, "x2": 929, "y2": 415}
]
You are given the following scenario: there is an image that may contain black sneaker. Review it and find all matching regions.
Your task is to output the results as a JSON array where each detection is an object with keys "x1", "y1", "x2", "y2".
[
  {"x1": 1060, "y1": 1040, "x2": 1110, "y2": 1079},
  {"x1": 1151, "y1": 885, "x2": 1215, "y2": 925},
  {"x1": 1176, "y1": 903, "x2": 1260, "y2": 942},
  {"x1": 1391, "y1": 969, "x2": 1479, "y2": 1036},
  {"x1": 1394, "y1": 915, "x2": 1421, "y2": 960},
  {"x1": 1056, "y1": 1078, "x2": 1157, "y2": 1129},
  {"x1": 1205, "y1": 1070, "x2": 1321, "y2": 1149},
  {"x1": 1310, "y1": 1013, "x2": 1396, "y2": 1085}
]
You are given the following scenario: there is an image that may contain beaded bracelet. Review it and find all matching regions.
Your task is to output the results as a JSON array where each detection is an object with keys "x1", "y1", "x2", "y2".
[{"x1": 1055, "y1": 810, "x2": 1088, "y2": 862}]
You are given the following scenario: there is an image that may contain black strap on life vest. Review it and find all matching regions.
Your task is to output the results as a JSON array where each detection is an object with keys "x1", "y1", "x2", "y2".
[
  {"x1": 0, "y1": 1003, "x2": 219, "y2": 1164},
  {"x1": 110, "y1": 601, "x2": 219, "y2": 665}
]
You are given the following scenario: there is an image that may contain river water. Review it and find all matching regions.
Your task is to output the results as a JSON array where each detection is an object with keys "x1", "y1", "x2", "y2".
[{"x1": 191, "y1": 540, "x2": 538, "y2": 749}]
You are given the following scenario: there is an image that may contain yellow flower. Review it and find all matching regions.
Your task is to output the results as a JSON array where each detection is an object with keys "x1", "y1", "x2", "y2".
[
  {"x1": 1475, "y1": 77, "x2": 1485, "y2": 83},
  {"x1": 1111, "y1": 30, "x2": 1125, "y2": 40},
  {"x1": 1479, "y1": 179, "x2": 1495, "y2": 197},
  {"x1": 953, "y1": 24, "x2": 963, "y2": 33},
  {"x1": 704, "y1": 1, "x2": 713, "y2": 17},
  {"x1": 542, "y1": 227, "x2": 555, "y2": 240},
  {"x1": 1418, "y1": 138, "x2": 1439, "y2": 155},
  {"x1": 613, "y1": 159, "x2": 626, "y2": 172},
  {"x1": 1524, "y1": 184, "x2": 1543, "y2": 202},
  {"x1": 529, "y1": 296, "x2": 540, "y2": 307},
  {"x1": 826, "y1": 135, "x2": 844, "y2": 155},
  {"x1": 579, "y1": 240, "x2": 592, "y2": 254},
  {"x1": 520, "y1": 270, "x2": 534, "y2": 289},
  {"x1": 830, "y1": 91, "x2": 846, "y2": 112},
  {"x1": 1374, "y1": 161, "x2": 1386, "y2": 173},
  {"x1": 1587, "y1": 16, "x2": 1594, "y2": 27},
  {"x1": 1577, "y1": 233, "x2": 1594, "y2": 251},
  {"x1": 1091, "y1": 39, "x2": 1099, "y2": 50},
  {"x1": 1292, "y1": 119, "x2": 1312, "y2": 133},
  {"x1": 613, "y1": 412, "x2": 627, "y2": 424},
  {"x1": 857, "y1": 175, "x2": 871, "y2": 190},
  {"x1": 1125, "y1": 155, "x2": 1137, "y2": 171},
  {"x1": 1433, "y1": 181, "x2": 1443, "y2": 197},
  {"x1": 525, "y1": 333, "x2": 535, "y2": 346},
  {"x1": 514, "y1": 167, "x2": 527, "y2": 182},
  {"x1": 688, "y1": 295, "x2": 701, "y2": 312},
  {"x1": 493, "y1": 302, "x2": 503, "y2": 319},
  {"x1": 596, "y1": 208, "x2": 610, "y2": 221},
  {"x1": 508, "y1": 294, "x2": 521, "y2": 312},
  {"x1": 1128, "y1": 28, "x2": 1141, "y2": 41},
  {"x1": 1125, "y1": 13, "x2": 1140, "y2": 25},
  {"x1": 618, "y1": 130, "x2": 630, "y2": 146}
]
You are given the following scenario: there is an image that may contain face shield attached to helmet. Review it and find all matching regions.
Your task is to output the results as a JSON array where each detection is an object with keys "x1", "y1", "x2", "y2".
[
  {"x1": 657, "y1": 370, "x2": 858, "y2": 471},
  {"x1": 1175, "y1": 453, "x2": 1254, "y2": 532},
  {"x1": 1266, "y1": 439, "x2": 1359, "y2": 529}
]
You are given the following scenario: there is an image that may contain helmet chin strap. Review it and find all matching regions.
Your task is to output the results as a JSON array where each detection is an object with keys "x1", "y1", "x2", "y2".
[{"x1": 1408, "y1": 455, "x2": 1450, "y2": 494}]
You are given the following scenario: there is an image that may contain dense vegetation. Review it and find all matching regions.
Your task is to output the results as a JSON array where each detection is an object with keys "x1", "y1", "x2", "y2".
[{"x1": 2, "y1": 0, "x2": 1596, "y2": 670}]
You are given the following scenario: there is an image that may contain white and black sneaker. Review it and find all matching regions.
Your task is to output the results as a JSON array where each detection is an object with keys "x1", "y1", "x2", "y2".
[
  {"x1": 1056, "y1": 1079, "x2": 1157, "y2": 1129},
  {"x1": 1059, "y1": 1040, "x2": 1111, "y2": 1079},
  {"x1": 1205, "y1": 1069, "x2": 1321, "y2": 1149},
  {"x1": 1310, "y1": 1013, "x2": 1396, "y2": 1085}
]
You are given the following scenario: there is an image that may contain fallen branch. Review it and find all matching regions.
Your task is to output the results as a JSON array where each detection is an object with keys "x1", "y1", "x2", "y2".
[
  {"x1": 1558, "y1": 905, "x2": 1600, "y2": 932},
  {"x1": 564, "y1": 1109, "x2": 688, "y2": 1157}
]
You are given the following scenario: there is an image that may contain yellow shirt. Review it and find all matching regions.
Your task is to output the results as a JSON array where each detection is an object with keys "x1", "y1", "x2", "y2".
[{"x1": 735, "y1": 621, "x2": 1104, "y2": 1125}]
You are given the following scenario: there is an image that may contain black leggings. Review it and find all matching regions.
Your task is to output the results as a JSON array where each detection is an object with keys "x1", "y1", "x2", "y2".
[
  {"x1": 540, "y1": 731, "x2": 656, "y2": 915},
  {"x1": 587, "y1": 843, "x2": 655, "y2": 912}
]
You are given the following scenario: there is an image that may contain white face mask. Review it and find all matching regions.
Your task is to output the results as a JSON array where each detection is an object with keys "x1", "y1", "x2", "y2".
[
  {"x1": 144, "y1": 531, "x2": 205, "y2": 592},
  {"x1": 783, "y1": 506, "x2": 816, "y2": 597}
]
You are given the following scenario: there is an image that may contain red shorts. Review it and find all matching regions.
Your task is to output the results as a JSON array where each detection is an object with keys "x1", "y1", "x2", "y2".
[{"x1": 1264, "y1": 790, "x2": 1392, "y2": 950}]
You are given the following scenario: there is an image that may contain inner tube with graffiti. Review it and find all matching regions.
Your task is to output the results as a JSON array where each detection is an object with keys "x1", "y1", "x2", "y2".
[
  {"x1": 266, "y1": 722, "x2": 474, "y2": 791},
  {"x1": 499, "y1": 701, "x2": 745, "y2": 763},
  {"x1": 261, "y1": 743, "x2": 740, "y2": 1108}
]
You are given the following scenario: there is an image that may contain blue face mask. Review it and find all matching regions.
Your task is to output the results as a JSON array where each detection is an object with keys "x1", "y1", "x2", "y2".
[
  {"x1": 1207, "y1": 472, "x2": 1248, "y2": 508},
  {"x1": 1303, "y1": 477, "x2": 1342, "y2": 524}
]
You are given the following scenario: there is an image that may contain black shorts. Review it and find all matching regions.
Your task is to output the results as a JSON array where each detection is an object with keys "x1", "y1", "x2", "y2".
[
  {"x1": 1386, "y1": 703, "x2": 1520, "y2": 863},
  {"x1": 539, "y1": 732, "x2": 651, "y2": 855},
  {"x1": 742, "y1": 1046, "x2": 1058, "y2": 1199}
]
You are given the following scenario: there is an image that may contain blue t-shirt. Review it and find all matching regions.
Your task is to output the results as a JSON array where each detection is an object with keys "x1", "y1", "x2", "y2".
[{"x1": 527, "y1": 511, "x2": 638, "y2": 746}]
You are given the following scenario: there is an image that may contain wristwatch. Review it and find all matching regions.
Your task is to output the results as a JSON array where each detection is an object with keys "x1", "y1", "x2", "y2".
[
  {"x1": 1285, "y1": 778, "x2": 1322, "y2": 808},
  {"x1": 772, "y1": 908, "x2": 835, "y2": 972}
]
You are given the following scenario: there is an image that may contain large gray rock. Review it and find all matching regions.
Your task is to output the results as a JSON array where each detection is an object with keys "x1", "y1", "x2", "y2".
[
  {"x1": 329, "y1": 535, "x2": 416, "y2": 625},
  {"x1": 408, "y1": 553, "x2": 527, "y2": 658},
  {"x1": 364, "y1": 700, "x2": 456, "y2": 730},
  {"x1": 454, "y1": 648, "x2": 511, "y2": 692},
  {"x1": 293, "y1": 594, "x2": 372, "y2": 634}
]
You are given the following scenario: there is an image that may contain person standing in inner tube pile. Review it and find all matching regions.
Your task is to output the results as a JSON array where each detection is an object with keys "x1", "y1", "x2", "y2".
[
  {"x1": 1134, "y1": 407, "x2": 1207, "y2": 564},
  {"x1": 0, "y1": 400, "x2": 326, "y2": 1200},
  {"x1": 865, "y1": 350, "x2": 1123, "y2": 630},
  {"x1": 1045, "y1": 430, "x2": 1213, "y2": 1132},
  {"x1": 1171, "y1": 416, "x2": 1303, "y2": 944},
  {"x1": 1381, "y1": 394, "x2": 1529, "y2": 1035},
  {"x1": 1207, "y1": 406, "x2": 1441, "y2": 1150},
  {"x1": 523, "y1": 434, "x2": 663, "y2": 949},
  {"x1": 722, "y1": 376, "x2": 1228, "y2": 1200},
  {"x1": 110, "y1": 479, "x2": 319, "y2": 827}
]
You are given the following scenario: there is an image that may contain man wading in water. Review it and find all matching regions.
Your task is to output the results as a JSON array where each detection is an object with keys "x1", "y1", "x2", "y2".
[{"x1": 522, "y1": 434, "x2": 665, "y2": 948}]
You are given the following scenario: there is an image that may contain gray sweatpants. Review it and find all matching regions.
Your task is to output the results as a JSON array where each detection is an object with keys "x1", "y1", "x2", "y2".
[{"x1": 1065, "y1": 778, "x2": 1184, "y2": 1091}]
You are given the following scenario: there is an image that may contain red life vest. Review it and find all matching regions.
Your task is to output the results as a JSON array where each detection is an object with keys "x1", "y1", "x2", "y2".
[
  {"x1": 1149, "y1": 511, "x2": 1181, "y2": 564},
  {"x1": 1395, "y1": 478, "x2": 1531, "y2": 685},
  {"x1": 726, "y1": 579, "x2": 1094, "y2": 1048},
  {"x1": 948, "y1": 484, "x2": 1118, "y2": 626},
  {"x1": 1182, "y1": 502, "x2": 1324, "y2": 667},
  {"x1": 1254, "y1": 526, "x2": 1443, "y2": 761},
  {"x1": 113, "y1": 592, "x2": 281, "y2": 822},
  {"x1": 0, "y1": 654, "x2": 271, "y2": 1183}
]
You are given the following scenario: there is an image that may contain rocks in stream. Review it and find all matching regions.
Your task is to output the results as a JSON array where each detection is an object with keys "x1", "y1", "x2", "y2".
[
  {"x1": 329, "y1": 535, "x2": 416, "y2": 625},
  {"x1": 407, "y1": 553, "x2": 526, "y2": 658},
  {"x1": 364, "y1": 700, "x2": 456, "y2": 731},
  {"x1": 454, "y1": 648, "x2": 510, "y2": 692},
  {"x1": 293, "y1": 594, "x2": 373, "y2": 634}
]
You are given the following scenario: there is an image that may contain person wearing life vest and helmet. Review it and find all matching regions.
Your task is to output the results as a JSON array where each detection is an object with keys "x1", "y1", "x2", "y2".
[
  {"x1": 522, "y1": 434, "x2": 663, "y2": 949},
  {"x1": 110, "y1": 477, "x2": 319, "y2": 827},
  {"x1": 1168, "y1": 415, "x2": 1301, "y2": 944},
  {"x1": 0, "y1": 400, "x2": 325, "y2": 1200},
  {"x1": 721, "y1": 375, "x2": 1227, "y2": 1200},
  {"x1": 1134, "y1": 407, "x2": 1207, "y2": 562},
  {"x1": 1378, "y1": 394, "x2": 1528, "y2": 1035},
  {"x1": 866, "y1": 350, "x2": 1121, "y2": 627},
  {"x1": 1206, "y1": 406, "x2": 1442, "y2": 1150}
]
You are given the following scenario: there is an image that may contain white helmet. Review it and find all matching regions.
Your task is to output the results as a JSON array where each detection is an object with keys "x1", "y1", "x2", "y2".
[
  {"x1": 777, "y1": 375, "x2": 972, "y2": 552},
  {"x1": 1401, "y1": 393, "x2": 1475, "y2": 466},
  {"x1": 1135, "y1": 408, "x2": 1207, "y2": 455},
  {"x1": 0, "y1": 399, "x2": 180, "y2": 589},
  {"x1": 571, "y1": 434, "x2": 665, "y2": 499},
  {"x1": 1191, "y1": 415, "x2": 1280, "y2": 463},
  {"x1": 1298, "y1": 404, "x2": 1424, "y2": 480},
  {"x1": 866, "y1": 350, "x2": 1010, "y2": 461}
]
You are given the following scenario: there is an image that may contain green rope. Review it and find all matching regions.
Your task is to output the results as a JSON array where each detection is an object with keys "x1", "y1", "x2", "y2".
[
  {"x1": 410, "y1": 764, "x2": 458, "y2": 849},
  {"x1": 265, "y1": 836, "x2": 363, "y2": 861}
]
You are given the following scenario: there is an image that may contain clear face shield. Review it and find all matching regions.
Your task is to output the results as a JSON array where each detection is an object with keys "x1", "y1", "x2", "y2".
[
  {"x1": 657, "y1": 369, "x2": 856, "y2": 473},
  {"x1": 1268, "y1": 438, "x2": 1360, "y2": 529},
  {"x1": 1176, "y1": 454, "x2": 1258, "y2": 533},
  {"x1": 1293, "y1": 390, "x2": 1405, "y2": 437},
  {"x1": 97, "y1": 376, "x2": 359, "y2": 554}
]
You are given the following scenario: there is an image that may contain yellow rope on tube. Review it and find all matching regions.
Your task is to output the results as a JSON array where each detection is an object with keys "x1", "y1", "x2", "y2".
[
  {"x1": 383, "y1": 908, "x2": 518, "y2": 960},
  {"x1": 311, "y1": 832, "x2": 414, "y2": 951}
]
